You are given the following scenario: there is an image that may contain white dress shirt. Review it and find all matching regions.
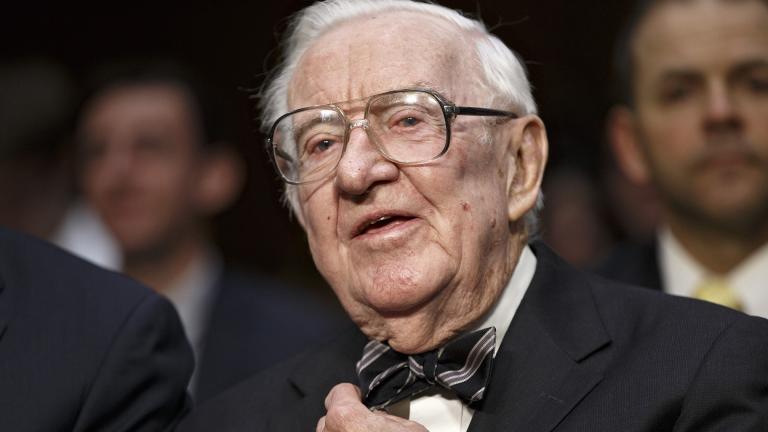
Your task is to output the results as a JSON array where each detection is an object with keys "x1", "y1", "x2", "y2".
[
  {"x1": 163, "y1": 249, "x2": 221, "y2": 392},
  {"x1": 659, "y1": 227, "x2": 768, "y2": 319},
  {"x1": 386, "y1": 246, "x2": 537, "y2": 431},
  {"x1": 52, "y1": 201, "x2": 120, "y2": 270}
]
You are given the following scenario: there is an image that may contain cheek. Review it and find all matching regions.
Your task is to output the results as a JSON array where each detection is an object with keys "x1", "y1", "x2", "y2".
[
  {"x1": 746, "y1": 115, "x2": 768, "y2": 156},
  {"x1": 81, "y1": 166, "x2": 107, "y2": 199},
  {"x1": 81, "y1": 154, "x2": 119, "y2": 190},
  {"x1": 422, "y1": 147, "x2": 506, "y2": 245},
  {"x1": 141, "y1": 169, "x2": 190, "y2": 210},
  {"x1": 641, "y1": 113, "x2": 700, "y2": 166},
  {"x1": 300, "y1": 187, "x2": 342, "y2": 271},
  {"x1": 301, "y1": 185, "x2": 336, "y2": 233}
]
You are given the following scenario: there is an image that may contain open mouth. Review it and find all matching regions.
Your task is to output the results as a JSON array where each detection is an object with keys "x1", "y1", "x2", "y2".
[{"x1": 354, "y1": 214, "x2": 415, "y2": 237}]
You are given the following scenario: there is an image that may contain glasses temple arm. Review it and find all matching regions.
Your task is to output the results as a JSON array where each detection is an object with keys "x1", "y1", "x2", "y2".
[{"x1": 451, "y1": 106, "x2": 518, "y2": 118}]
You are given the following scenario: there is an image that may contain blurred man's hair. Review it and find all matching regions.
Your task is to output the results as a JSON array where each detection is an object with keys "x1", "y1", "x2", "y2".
[
  {"x1": 612, "y1": 0, "x2": 768, "y2": 107},
  {"x1": 80, "y1": 58, "x2": 233, "y2": 150},
  {"x1": 1, "y1": 58, "x2": 75, "y2": 159}
]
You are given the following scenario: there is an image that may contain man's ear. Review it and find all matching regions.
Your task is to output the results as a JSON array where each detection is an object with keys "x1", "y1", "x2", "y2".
[
  {"x1": 607, "y1": 106, "x2": 650, "y2": 184},
  {"x1": 195, "y1": 144, "x2": 245, "y2": 215},
  {"x1": 506, "y1": 115, "x2": 548, "y2": 223}
]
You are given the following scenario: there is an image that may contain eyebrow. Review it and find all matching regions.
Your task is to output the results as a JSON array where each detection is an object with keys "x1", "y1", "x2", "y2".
[
  {"x1": 657, "y1": 58, "x2": 768, "y2": 82},
  {"x1": 730, "y1": 59, "x2": 768, "y2": 77},
  {"x1": 657, "y1": 68, "x2": 701, "y2": 83}
]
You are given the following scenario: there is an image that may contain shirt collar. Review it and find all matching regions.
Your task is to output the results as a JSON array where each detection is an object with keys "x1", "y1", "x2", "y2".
[
  {"x1": 163, "y1": 249, "x2": 221, "y2": 355},
  {"x1": 659, "y1": 227, "x2": 702, "y2": 299},
  {"x1": 470, "y1": 245, "x2": 537, "y2": 354},
  {"x1": 730, "y1": 241, "x2": 768, "y2": 317},
  {"x1": 659, "y1": 227, "x2": 768, "y2": 317}
]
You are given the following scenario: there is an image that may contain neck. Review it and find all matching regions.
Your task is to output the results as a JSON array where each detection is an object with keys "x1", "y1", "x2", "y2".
[
  {"x1": 123, "y1": 232, "x2": 209, "y2": 293},
  {"x1": 666, "y1": 212, "x2": 768, "y2": 274},
  {"x1": 376, "y1": 231, "x2": 523, "y2": 354}
]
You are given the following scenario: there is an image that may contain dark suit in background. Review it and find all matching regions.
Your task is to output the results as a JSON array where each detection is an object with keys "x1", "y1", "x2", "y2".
[
  {"x1": 179, "y1": 244, "x2": 768, "y2": 432},
  {"x1": 195, "y1": 271, "x2": 344, "y2": 402},
  {"x1": 0, "y1": 228, "x2": 193, "y2": 432},
  {"x1": 596, "y1": 240, "x2": 662, "y2": 291}
]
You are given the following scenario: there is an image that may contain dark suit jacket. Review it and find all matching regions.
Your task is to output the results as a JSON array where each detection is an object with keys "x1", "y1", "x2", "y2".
[
  {"x1": 194, "y1": 271, "x2": 345, "y2": 402},
  {"x1": 596, "y1": 240, "x2": 663, "y2": 291},
  {"x1": 179, "y1": 243, "x2": 768, "y2": 431},
  {"x1": 0, "y1": 228, "x2": 194, "y2": 432}
]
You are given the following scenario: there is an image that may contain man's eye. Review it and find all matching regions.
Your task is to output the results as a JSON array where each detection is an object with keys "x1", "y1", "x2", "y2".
[
  {"x1": 398, "y1": 116, "x2": 421, "y2": 127},
  {"x1": 732, "y1": 66, "x2": 768, "y2": 95},
  {"x1": 136, "y1": 136, "x2": 173, "y2": 156},
  {"x1": 659, "y1": 85, "x2": 693, "y2": 103},
  {"x1": 305, "y1": 137, "x2": 338, "y2": 156},
  {"x1": 388, "y1": 111, "x2": 430, "y2": 130},
  {"x1": 747, "y1": 76, "x2": 768, "y2": 93},
  {"x1": 316, "y1": 139, "x2": 335, "y2": 151}
]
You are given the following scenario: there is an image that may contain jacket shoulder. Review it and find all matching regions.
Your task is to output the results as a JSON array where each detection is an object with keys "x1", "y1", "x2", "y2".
[
  {"x1": 0, "y1": 228, "x2": 192, "y2": 431},
  {"x1": 180, "y1": 326, "x2": 365, "y2": 432},
  {"x1": 0, "y1": 227, "x2": 153, "y2": 312}
]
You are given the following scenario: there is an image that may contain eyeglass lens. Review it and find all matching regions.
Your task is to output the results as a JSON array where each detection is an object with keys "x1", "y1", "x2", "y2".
[{"x1": 272, "y1": 90, "x2": 448, "y2": 183}]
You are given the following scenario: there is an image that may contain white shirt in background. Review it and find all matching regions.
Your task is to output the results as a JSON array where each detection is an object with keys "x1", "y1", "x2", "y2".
[{"x1": 659, "y1": 227, "x2": 768, "y2": 319}]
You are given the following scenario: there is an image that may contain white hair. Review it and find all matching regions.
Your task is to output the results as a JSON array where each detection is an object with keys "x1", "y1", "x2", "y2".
[{"x1": 259, "y1": 0, "x2": 543, "y2": 237}]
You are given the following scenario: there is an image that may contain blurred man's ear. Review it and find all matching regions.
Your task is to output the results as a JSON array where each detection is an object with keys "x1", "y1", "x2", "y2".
[
  {"x1": 506, "y1": 115, "x2": 548, "y2": 223},
  {"x1": 195, "y1": 144, "x2": 245, "y2": 215},
  {"x1": 608, "y1": 106, "x2": 651, "y2": 185}
]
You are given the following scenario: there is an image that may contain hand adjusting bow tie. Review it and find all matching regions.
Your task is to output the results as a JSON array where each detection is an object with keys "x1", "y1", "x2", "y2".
[{"x1": 356, "y1": 327, "x2": 496, "y2": 410}]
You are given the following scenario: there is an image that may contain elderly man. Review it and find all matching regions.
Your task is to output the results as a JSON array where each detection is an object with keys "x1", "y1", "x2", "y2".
[
  {"x1": 180, "y1": 1, "x2": 768, "y2": 431},
  {"x1": 602, "y1": 0, "x2": 768, "y2": 316}
]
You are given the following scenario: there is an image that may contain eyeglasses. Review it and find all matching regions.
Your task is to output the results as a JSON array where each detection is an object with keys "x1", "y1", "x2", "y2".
[{"x1": 268, "y1": 88, "x2": 517, "y2": 184}]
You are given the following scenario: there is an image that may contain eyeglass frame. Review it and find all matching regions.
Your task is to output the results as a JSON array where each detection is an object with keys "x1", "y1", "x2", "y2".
[{"x1": 267, "y1": 88, "x2": 519, "y2": 185}]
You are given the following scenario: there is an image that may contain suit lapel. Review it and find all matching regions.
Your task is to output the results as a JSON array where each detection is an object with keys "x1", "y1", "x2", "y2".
[
  {"x1": 468, "y1": 243, "x2": 611, "y2": 432},
  {"x1": 268, "y1": 327, "x2": 367, "y2": 430}
]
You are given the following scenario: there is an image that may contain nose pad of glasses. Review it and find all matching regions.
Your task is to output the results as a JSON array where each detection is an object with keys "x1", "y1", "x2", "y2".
[
  {"x1": 346, "y1": 118, "x2": 376, "y2": 148},
  {"x1": 348, "y1": 118, "x2": 369, "y2": 131}
]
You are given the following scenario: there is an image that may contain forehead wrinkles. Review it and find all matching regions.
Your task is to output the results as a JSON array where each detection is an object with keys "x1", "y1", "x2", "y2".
[{"x1": 287, "y1": 11, "x2": 482, "y2": 109}]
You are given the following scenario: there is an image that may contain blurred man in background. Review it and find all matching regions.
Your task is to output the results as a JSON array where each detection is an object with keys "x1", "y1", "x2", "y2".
[
  {"x1": 77, "y1": 60, "x2": 340, "y2": 402},
  {"x1": 0, "y1": 59, "x2": 118, "y2": 268},
  {"x1": 603, "y1": 0, "x2": 768, "y2": 317}
]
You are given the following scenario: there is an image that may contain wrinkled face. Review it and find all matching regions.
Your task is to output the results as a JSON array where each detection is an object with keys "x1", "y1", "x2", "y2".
[
  {"x1": 631, "y1": 0, "x2": 768, "y2": 233},
  {"x1": 79, "y1": 84, "x2": 204, "y2": 257},
  {"x1": 288, "y1": 12, "x2": 522, "y2": 352}
]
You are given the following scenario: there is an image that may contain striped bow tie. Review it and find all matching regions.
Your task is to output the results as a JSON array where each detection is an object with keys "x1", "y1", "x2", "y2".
[{"x1": 356, "y1": 327, "x2": 496, "y2": 410}]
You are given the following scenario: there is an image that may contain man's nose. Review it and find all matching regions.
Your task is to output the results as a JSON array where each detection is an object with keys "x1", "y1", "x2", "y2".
[
  {"x1": 703, "y1": 81, "x2": 742, "y2": 134},
  {"x1": 334, "y1": 123, "x2": 398, "y2": 196}
]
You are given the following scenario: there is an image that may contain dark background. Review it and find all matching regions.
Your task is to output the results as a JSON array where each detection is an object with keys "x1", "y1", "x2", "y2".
[{"x1": 0, "y1": 1, "x2": 636, "y2": 292}]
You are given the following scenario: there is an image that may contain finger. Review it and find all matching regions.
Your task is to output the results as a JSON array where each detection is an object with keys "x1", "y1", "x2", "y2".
[
  {"x1": 323, "y1": 384, "x2": 369, "y2": 432},
  {"x1": 316, "y1": 416, "x2": 326, "y2": 432},
  {"x1": 325, "y1": 383, "x2": 363, "y2": 410},
  {"x1": 325, "y1": 402, "x2": 428, "y2": 431}
]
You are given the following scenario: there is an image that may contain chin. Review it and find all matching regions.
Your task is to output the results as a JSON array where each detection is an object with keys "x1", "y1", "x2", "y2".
[
  {"x1": 363, "y1": 288, "x2": 435, "y2": 315},
  {"x1": 363, "y1": 266, "x2": 447, "y2": 313}
]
